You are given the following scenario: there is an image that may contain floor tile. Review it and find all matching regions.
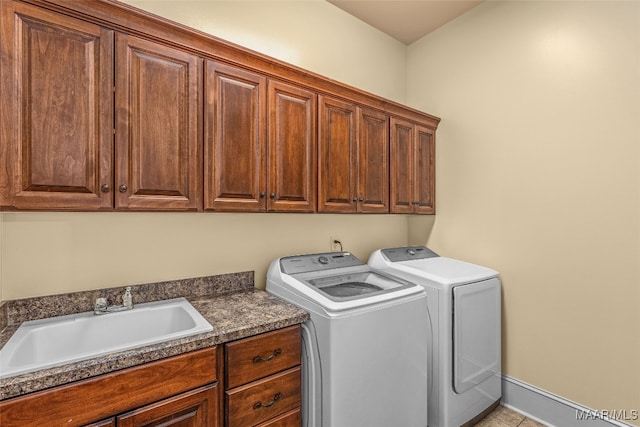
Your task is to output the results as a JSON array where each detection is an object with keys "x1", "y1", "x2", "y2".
[
  {"x1": 474, "y1": 405, "x2": 526, "y2": 427},
  {"x1": 518, "y1": 418, "x2": 547, "y2": 427}
]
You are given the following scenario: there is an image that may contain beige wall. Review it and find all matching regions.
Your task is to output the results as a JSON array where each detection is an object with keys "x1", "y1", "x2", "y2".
[
  {"x1": 0, "y1": 0, "x2": 410, "y2": 300},
  {"x1": 2, "y1": 0, "x2": 638, "y2": 420},
  {"x1": 1, "y1": 212, "x2": 408, "y2": 299},
  {"x1": 407, "y1": 0, "x2": 640, "y2": 418}
]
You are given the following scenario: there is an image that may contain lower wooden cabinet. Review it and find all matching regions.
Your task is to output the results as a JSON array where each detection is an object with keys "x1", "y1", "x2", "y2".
[
  {"x1": 116, "y1": 384, "x2": 218, "y2": 427},
  {"x1": 0, "y1": 347, "x2": 218, "y2": 427},
  {"x1": 0, "y1": 326, "x2": 303, "y2": 427},
  {"x1": 255, "y1": 409, "x2": 301, "y2": 427},
  {"x1": 224, "y1": 325, "x2": 302, "y2": 427},
  {"x1": 85, "y1": 385, "x2": 217, "y2": 427}
]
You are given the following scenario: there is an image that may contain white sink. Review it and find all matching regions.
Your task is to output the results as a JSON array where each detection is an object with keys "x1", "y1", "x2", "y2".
[{"x1": 0, "y1": 297, "x2": 213, "y2": 379}]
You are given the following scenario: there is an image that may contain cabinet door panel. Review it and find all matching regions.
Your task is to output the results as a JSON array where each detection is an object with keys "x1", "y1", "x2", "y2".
[
  {"x1": 115, "y1": 34, "x2": 201, "y2": 210},
  {"x1": 318, "y1": 96, "x2": 357, "y2": 213},
  {"x1": 414, "y1": 125, "x2": 435, "y2": 214},
  {"x1": 358, "y1": 108, "x2": 389, "y2": 213},
  {"x1": 117, "y1": 384, "x2": 218, "y2": 427},
  {"x1": 0, "y1": 2, "x2": 113, "y2": 209},
  {"x1": 268, "y1": 81, "x2": 316, "y2": 212},
  {"x1": 390, "y1": 118, "x2": 414, "y2": 214},
  {"x1": 205, "y1": 61, "x2": 266, "y2": 211}
]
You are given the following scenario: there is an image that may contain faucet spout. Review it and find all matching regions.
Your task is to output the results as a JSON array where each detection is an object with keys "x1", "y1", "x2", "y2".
[{"x1": 94, "y1": 287, "x2": 134, "y2": 315}]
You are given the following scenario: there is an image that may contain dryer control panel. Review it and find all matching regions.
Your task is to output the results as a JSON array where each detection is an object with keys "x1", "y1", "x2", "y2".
[
  {"x1": 381, "y1": 246, "x2": 439, "y2": 262},
  {"x1": 280, "y1": 252, "x2": 363, "y2": 274}
]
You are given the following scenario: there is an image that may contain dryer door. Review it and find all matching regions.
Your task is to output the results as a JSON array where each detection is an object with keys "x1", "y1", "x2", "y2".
[{"x1": 452, "y1": 277, "x2": 501, "y2": 394}]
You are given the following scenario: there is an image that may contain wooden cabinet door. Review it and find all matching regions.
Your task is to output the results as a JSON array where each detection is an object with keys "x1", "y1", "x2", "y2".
[
  {"x1": 390, "y1": 119, "x2": 436, "y2": 214},
  {"x1": 115, "y1": 34, "x2": 201, "y2": 211},
  {"x1": 205, "y1": 61, "x2": 266, "y2": 212},
  {"x1": 117, "y1": 384, "x2": 218, "y2": 427},
  {"x1": 268, "y1": 81, "x2": 317, "y2": 212},
  {"x1": 0, "y1": 2, "x2": 113, "y2": 209},
  {"x1": 414, "y1": 125, "x2": 435, "y2": 214},
  {"x1": 390, "y1": 118, "x2": 414, "y2": 213},
  {"x1": 318, "y1": 96, "x2": 357, "y2": 213},
  {"x1": 358, "y1": 108, "x2": 389, "y2": 213}
]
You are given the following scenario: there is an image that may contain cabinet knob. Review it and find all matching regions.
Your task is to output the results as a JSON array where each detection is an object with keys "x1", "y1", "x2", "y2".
[
  {"x1": 359, "y1": 197, "x2": 364, "y2": 202},
  {"x1": 352, "y1": 197, "x2": 357, "y2": 202},
  {"x1": 259, "y1": 192, "x2": 266, "y2": 198},
  {"x1": 100, "y1": 184, "x2": 111, "y2": 193},
  {"x1": 270, "y1": 193, "x2": 276, "y2": 199},
  {"x1": 119, "y1": 184, "x2": 128, "y2": 193}
]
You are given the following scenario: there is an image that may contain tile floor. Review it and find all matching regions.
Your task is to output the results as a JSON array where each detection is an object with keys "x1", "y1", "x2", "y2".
[{"x1": 474, "y1": 405, "x2": 547, "y2": 427}]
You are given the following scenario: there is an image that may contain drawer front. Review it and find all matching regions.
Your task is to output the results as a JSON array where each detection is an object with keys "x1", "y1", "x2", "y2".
[
  {"x1": 0, "y1": 347, "x2": 217, "y2": 427},
  {"x1": 255, "y1": 408, "x2": 301, "y2": 427},
  {"x1": 225, "y1": 325, "x2": 300, "y2": 388},
  {"x1": 226, "y1": 367, "x2": 301, "y2": 427}
]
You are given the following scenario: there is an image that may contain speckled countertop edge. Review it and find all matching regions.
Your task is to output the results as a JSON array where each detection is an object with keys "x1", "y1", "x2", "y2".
[{"x1": 0, "y1": 273, "x2": 309, "y2": 401}]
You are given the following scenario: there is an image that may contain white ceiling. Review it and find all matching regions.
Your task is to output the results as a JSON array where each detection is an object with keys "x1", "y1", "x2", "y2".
[{"x1": 327, "y1": 0, "x2": 484, "y2": 45}]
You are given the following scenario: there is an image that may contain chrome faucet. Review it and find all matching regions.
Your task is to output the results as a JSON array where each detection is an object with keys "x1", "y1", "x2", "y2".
[{"x1": 94, "y1": 286, "x2": 134, "y2": 315}]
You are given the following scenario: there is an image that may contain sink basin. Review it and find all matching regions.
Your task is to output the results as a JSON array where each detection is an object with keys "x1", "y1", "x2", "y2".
[{"x1": 0, "y1": 297, "x2": 212, "y2": 379}]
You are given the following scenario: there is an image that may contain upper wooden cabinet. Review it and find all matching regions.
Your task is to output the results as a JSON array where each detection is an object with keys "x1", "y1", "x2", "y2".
[
  {"x1": 268, "y1": 80, "x2": 317, "y2": 213},
  {"x1": 0, "y1": 1, "x2": 114, "y2": 210},
  {"x1": 390, "y1": 118, "x2": 435, "y2": 214},
  {"x1": 358, "y1": 108, "x2": 390, "y2": 213},
  {"x1": 0, "y1": 0, "x2": 439, "y2": 214},
  {"x1": 205, "y1": 66, "x2": 316, "y2": 213},
  {"x1": 204, "y1": 61, "x2": 267, "y2": 212},
  {"x1": 115, "y1": 34, "x2": 202, "y2": 211},
  {"x1": 318, "y1": 96, "x2": 388, "y2": 213},
  {"x1": 318, "y1": 96, "x2": 357, "y2": 212}
]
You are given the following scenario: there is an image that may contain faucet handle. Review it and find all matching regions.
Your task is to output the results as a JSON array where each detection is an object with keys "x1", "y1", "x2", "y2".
[{"x1": 94, "y1": 297, "x2": 108, "y2": 313}]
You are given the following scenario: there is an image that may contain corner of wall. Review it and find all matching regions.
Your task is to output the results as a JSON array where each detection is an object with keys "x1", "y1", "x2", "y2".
[{"x1": 407, "y1": 215, "x2": 435, "y2": 246}]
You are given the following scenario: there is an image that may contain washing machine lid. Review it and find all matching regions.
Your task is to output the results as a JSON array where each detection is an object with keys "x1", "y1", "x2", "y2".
[
  {"x1": 372, "y1": 247, "x2": 499, "y2": 287},
  {"x1": 276, "y1": 252, "x2": 424, "y2": 310},
  {"x1": 300, "y1": 269, "x2": 416, "y2": 302}
]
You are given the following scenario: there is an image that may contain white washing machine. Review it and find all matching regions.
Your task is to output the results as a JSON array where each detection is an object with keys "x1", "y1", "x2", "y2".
[
  {"x1": 369, "y1": 246, "x2": 501, "y2": 427},
  {"x1": 267, "y1": 251, "x2": 429, "y2": 427}
]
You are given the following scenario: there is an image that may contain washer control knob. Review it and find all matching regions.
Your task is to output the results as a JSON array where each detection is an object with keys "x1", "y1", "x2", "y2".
[{"x1": 318, "y1": 256, "x2": 329, "y2": 265}]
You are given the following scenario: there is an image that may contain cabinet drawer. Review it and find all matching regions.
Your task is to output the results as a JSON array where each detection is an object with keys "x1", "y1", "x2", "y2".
[
  {"x1": 225, "y1": 325, "x2": 300, "y2": 388},
  {"x1": 226, "y1": 366, "x2": 301, "y2": 427},
  {"x1": 255, "y1": 408, "x2": 301, "y2": 427}
]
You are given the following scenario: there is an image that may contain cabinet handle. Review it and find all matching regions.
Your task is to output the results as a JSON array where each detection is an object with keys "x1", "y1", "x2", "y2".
[
  {"x1": 270, "y1": 193, "x2": 276, "y2": 199},
  {"x1": 412, "y1": 201, "x2": 419, "y2": 205},
  {"x1": 100, "y1": 184, "x2": 111, "y2": 193},
  {"x1": 259, "y1": 192, "x2": 266, "y2": 198},
  {"x1": 253, "y1": 348, "x2": 282, "y2": 363},
  {"x1": 119, "y1": 184, "x2": 128, "y2": 193},
  {"x1": 253, "y1": 392, "x2": 282, "y2": 410}
]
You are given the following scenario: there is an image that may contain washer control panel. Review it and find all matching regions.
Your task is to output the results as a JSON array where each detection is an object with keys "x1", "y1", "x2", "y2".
[
  {"x1": 280, "y1": 252, "x2": 363, "y2": 274},
  {"x1": 381, "y1": 246, "x2": 439, "y2": 262}
]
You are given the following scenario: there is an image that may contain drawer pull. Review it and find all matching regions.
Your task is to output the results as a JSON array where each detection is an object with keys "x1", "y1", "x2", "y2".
[
  {"x1": 253, "y1": 392, "x2": 282, "y2": 410},
  {"x1": 253, "y1": 348, "x2": 282, "y2": 363}
]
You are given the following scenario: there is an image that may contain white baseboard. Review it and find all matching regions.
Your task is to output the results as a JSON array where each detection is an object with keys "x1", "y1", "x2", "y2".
[{"x1": 501, "y1": 375, "x2": 637, "y2": 427}]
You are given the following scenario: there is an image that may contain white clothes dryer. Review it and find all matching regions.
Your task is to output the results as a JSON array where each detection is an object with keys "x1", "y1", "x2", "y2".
[
  {"x1": 369, "y1": 246, "x2": 501, "y2": 427},
  {"x1": 267, "y1": 251, "x2": 429, "y2": 427}
]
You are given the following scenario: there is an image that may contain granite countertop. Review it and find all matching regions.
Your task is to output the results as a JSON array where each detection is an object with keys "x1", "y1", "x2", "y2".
[{"x1": 0, "y1": 272, "x2": 309, "y2": 401}]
